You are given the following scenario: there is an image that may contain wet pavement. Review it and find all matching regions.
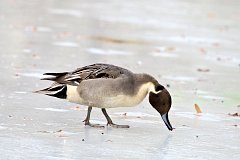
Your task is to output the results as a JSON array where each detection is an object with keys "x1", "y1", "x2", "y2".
[{"x1": 0, "y1": 0, "x2": 240, "y2": 160}]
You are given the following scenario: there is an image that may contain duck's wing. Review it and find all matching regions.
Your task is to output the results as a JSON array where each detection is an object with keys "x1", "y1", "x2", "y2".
[{"x1": 41, "y1": 63, "x2": 132, "y2": 86}]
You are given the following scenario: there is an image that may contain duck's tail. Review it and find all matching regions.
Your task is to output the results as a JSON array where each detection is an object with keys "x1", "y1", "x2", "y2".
[
  {"x1": 41, "y1": 72, "x2": 68, "y2": 81},
  {"x1": 34, "y1": 83, "x2": 67, "y2": 99}
]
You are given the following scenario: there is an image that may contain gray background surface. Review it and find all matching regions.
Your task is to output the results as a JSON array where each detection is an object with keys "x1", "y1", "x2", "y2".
[{"x1": 0, "y1": 0, "x2": 239, "y2": 159}]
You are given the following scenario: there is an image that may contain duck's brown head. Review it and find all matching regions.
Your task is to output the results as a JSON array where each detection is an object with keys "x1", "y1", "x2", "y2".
[{"x1": 149, "y1": 88, "x2": 173, "y2": 131}]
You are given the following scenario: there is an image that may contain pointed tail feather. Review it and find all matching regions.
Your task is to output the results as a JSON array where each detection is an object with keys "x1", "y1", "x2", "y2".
[
  {"x1": 34, "y1": 84, "x2": 67, "y2": 99},
  {"x1": 43, "y1": 72, "x2": 68, "y2": 76},
  {"x1": 41, "y1": 77, "x2": 58, "y2": 81},
  {"x1": 41, "y1": 72, "x2": 68, "y2": 81}
]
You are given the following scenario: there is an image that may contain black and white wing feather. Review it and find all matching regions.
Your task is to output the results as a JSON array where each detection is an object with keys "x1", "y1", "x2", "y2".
[{"x1": 41, "y1": 63, "x2": 132, "y2": 86}]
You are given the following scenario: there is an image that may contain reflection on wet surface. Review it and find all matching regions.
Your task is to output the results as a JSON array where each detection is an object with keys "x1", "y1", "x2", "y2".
[
  {"x1": 86, "y1": 48, "x2": 134, "y2": 55},
  {"x1": 0, "y1": 0, "x2": 240, "y2": 159},
  {"x1": 52, "y1": 41, "x2": 79, "y2": 47}
]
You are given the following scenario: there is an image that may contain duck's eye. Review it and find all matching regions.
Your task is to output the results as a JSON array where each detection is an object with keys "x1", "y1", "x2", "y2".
[{"x1": 155, "y1": 85, "x2": 164, "y2": 92}]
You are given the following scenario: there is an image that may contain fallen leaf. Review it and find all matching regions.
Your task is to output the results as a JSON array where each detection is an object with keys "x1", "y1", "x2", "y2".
[
  {"x1": 165, "y1": 47, "x2": 176, "y2": 52},
  {"x1": 37, "y1": 131, "x2": 50, "y2": 133},
  {"x1": 155, "y1": 47, "x2": 176, "y2": 52},
  {"x1": 55, "y1": 129, "x2": 63, "y2": 133},
  {"x1": 58, "y1": 134, "x2": 68, "y2": 138},
  {"x1": 194, "y1": 104, "x2": 202, "y2": 113},
  {"x1": 32, "y1": 26, "x2": 37, "y2": 32},
  {"x1": 199, "y1": 48, "x2": 207, "y2": 54},
  {"x1": 106, "y1": 140, "x2": 113, "y2": 142},
  {"x1": 92, "y1": 36, "x2": 146, "y2": 45},
  {"x1": 122, "y1": 113, "x2": 127, "y2": 116},
  {"x1": 70, "y1": 106, "x2": 81, "y2": 111},
  {"x1": 228, "y1": 113, "x2": 239, "y2": 117},
  {"x1": 197, "y1": 68, "x2": 210, "y2": 72}
]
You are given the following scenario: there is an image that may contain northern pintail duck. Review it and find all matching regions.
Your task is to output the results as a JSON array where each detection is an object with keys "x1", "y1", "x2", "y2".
[{"x1": 35, "y1": 63, "x2": 173, "y2": 130}]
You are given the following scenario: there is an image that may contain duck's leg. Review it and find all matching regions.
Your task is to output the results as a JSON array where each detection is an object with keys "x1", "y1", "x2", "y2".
[
  {"x1": 83, "y1": 106, "x2": 104, "y2": 128},
  {"x1": 101, "y1": 108, "x2": 129, "y2": 128}
]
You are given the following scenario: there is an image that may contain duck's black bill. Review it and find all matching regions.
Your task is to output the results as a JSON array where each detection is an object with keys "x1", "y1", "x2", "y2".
[{"x1": 161, "y1": 113, "x2": 173, "y2": 131}]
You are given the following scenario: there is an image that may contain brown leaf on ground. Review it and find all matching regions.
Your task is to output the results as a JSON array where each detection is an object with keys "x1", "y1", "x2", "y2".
[
  {"x1": 70, "y1": 106, "x2": 81, "y2": 111},
  {"x1": 58, "y1": 134, "x2": 68, "y2": 138},
  {"x1": 197, "y1": 68, "x2": 210, "y2": 72},
  {"x1": 199, "y1": 48, "x2": 207, "y2": 54},
  {"x1": 55, "y1": 129, "x2": 63, "y2": 133},
  {"x1": 106, "y1": 140, "x2": 113, "y2": 142},
  {"x1": 165, "y1": 47, "x2": 176, "y2": 52},
  {"x1": 92, "y1": 36, "x2": 146, "y2": 45},
  {"x1": 194, "y1": 104, "x2": 202, "y2": 113},
  {"x1": 122, "y1": 113, "x2": 127, "y2": 116},
  {"x1": 37, "y1": 131, "x2": 50, "y2": 133},
  {"x1": 228, "y1": 113, "x2": 240, "y2": 117}
]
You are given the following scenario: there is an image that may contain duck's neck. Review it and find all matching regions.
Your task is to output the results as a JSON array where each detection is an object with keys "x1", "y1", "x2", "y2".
[{"x1": 134, "y1": 73, "x2": 159, "y2": 94}]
